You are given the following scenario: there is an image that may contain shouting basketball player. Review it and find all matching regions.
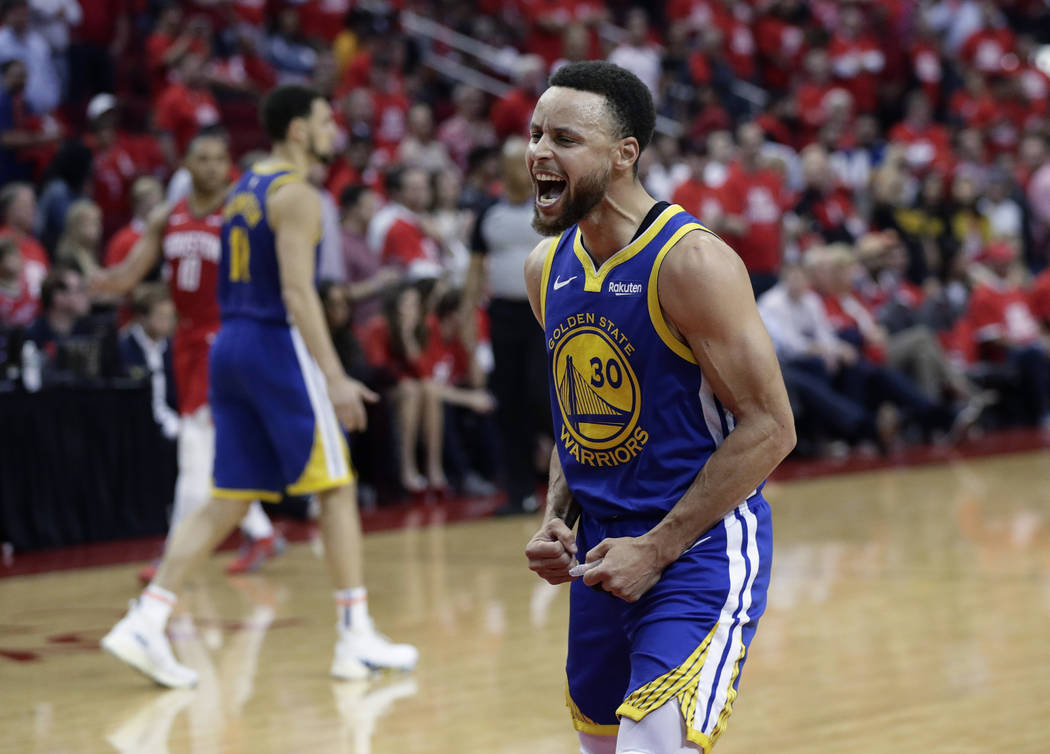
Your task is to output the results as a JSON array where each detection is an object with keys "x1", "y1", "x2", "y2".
[
  {"x1": 101, "y1": 86, "x2": 417, "y2": 687},
  {"x1": 523, "y1": 62, "x2": 795, "y2": 753},
  {"x1": 91, "y1": 128, "x2": 283, "y2": 578}
]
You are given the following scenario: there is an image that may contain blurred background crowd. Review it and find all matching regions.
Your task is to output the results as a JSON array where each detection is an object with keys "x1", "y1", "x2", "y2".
[{"x1": 1, "y1": 0, "x2": 1050, "y2": 511}]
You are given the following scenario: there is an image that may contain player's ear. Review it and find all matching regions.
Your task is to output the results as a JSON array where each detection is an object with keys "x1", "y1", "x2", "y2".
[{"x1": 614, "y1": 137, "x2": 640, "y2": 173}]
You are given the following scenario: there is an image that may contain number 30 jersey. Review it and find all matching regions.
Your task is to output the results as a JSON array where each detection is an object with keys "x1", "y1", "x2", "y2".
[
  {"x1": 541, "y1": 203, "x2": 762, "y2": 520},
  {"x1": 219, "y1": 161, "x2": 317, "y2": 325}
]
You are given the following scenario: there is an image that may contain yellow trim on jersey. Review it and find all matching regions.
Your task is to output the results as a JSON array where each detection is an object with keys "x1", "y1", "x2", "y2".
[
  {"x1": 617, "y1": 624, "x2": 716, "y2": 723},
  {"x1": 573, "y1": 205, "x2": 683, "y2": 292},
  {"x1": 212, "y1": 487, "x2": 283, "y2": 503},
  {"x1": 286, "y1": 426, "x2": 355, "y2": 496},
  {"x1": 566, "y1": 682, "x2": 619, "y2": 736},
  {"x1": 646, "y1": 222, "x2": 709, "y2": 365},
  {"x1": 251, "y1": 159, "x2": 298, "y2": 176},
  {"x1": 266, "y1": 173, "x2": 304, "y2": 200},
  {"x1": 538, "y1": 234, "x2": 561, "y2": 328}
]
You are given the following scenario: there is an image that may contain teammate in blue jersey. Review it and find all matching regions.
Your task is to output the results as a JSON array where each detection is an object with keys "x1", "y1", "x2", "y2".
[
  {"x1": 102, "y1": 85, "x2": 417, "y2": 688},
  {"x1": 523, "y1": 62, "x2": 796, "y2": 753}
]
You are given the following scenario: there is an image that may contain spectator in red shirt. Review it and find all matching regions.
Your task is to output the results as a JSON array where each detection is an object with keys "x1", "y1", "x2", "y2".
[
  {"x1": 888, "y1": 91, "x2": 952, "y2": 174},
  {"x1": 360, "y1": 282, "x2": 440, "y2": 494},
  {"x1": 490, "y1": 54, "x2": 545, "y2": 142},
  {"x1": 154, "y1": 51, "x2": 221, "y2": 158},
  {"x1": 520, "y1": 0, "x2": 604, "y2": 67},
  {"x1": 793, "y1": 143, "x2": 866, "y2": 247},
  {"x1": 732, "y1": 121, "x2": 791, "y2": 295},
  {"x1": 67, "y1": 0, "x2": 128, "y2": 110},
  {"x1": 755, "y1": 0, "x2": 808, "y2": 92},
  {"x1": 0, "y1": 235, "x2": 37, "y2": 327},
  {"x1": 0, "y1": 182, "x2": 48, "y2": 297},
  {"x1": 828, "y1": 5, "x2": 884, "y2": 114},
  {"x1": 365, "y1": 52, "x2": 410, "y2": 155},
  {"x1": 145, "y1": 6, "x2": 209, "y2": 96},
  {"x1": 672, "y1": 152, "x2": 745, "y2": 241},
  {"x1": 437, "y1": 85, "x2": 498, "y2": 173},
  {"x1": 959, "y1": 3, "x2": 1015, "y2": 76},
  {"x1": 968, "y1": 240, "x2": 1050, "y2": 423},
  {"x1": 712, "y1": 0, "x2": 756, "y2": 82},
  {"x1": 367, "y1": 167, "x2": 442, "y2": 279},
  {"x1": 909, "y1": 16, "x2": 945, "y2": 107},
  {"x1": 104, "y1": 176, "x2": 163, "y2": 269},
  {"x1": 795, "y1": 48, "x2": 854, "y2": 144},
  {"x1": 0, "y1": 58, "x2": 61, "y2": 184}
]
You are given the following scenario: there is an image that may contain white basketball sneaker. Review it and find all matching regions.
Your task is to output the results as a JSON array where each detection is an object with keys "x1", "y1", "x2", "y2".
[
  {"x1": 101, "y1": 600, "x2": 199, "y2": 689},
  {"x1": 330, "y1": 616, "x2": 418, "y2": 680}
]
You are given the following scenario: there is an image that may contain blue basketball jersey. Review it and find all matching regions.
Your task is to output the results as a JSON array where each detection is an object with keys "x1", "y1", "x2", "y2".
[
  {"x1": 219, "y1": 161, "x2": 318, "y2": 323},
  {"x1": 542, "y1": 204, "x2": 760, "y2": 520}
]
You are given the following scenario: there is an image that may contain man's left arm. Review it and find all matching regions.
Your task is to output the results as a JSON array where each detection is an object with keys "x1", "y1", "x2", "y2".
[{"x1": 582, "y1": 231, "x2": 796, "y2": 601}]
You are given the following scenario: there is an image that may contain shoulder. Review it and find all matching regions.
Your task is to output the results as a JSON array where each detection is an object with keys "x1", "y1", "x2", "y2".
[
  {"x1": 267, "y1": 178, "x2": 319, "y2": 221},
  {"x1": 660, "y1": 227, "x2": 748, "y2": 289},
  {"x1": 658, "y1": 229, "x2": 753, "y2": 333}
]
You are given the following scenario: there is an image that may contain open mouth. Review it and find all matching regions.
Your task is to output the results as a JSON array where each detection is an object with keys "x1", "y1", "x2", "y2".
[{"x1": 534, "y1": 171, "x2": 567, "y2": 209}]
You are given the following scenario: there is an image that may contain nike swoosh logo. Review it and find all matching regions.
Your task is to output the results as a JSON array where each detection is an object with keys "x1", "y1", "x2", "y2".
[{"x1": 553, "y1": 275, "x2": 576, "y2": 290}]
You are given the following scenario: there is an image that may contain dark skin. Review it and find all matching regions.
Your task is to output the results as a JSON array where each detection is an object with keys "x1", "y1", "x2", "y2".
[{"x1": 523, "y1": 88, "x2": 796, "y2": 603}]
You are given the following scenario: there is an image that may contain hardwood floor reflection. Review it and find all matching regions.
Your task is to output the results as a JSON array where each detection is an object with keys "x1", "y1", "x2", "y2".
[{"x1": 3, "y1": 450, "x2": 1050, "y2": 753}]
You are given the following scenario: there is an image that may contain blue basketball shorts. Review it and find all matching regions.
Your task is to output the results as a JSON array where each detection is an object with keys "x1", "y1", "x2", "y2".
[
  {"x1": 209, "y1": 318, "x2": 353, "y2": 502},
  {"x1": 566, "y1": 496, "x2": 772, "y2": 752}
]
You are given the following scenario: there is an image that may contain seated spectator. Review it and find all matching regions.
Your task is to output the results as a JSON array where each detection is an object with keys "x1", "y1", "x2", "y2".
[
  {"x1": 968, "y1": 240, "x2": 1050, "y2": 425},
  {"x1": 360, "y1": 282, "x2": 440, "y2": 495},
  {"x1": 758, "y1": 262, "x2": 889, "y2": 451},
  {"x1": 436, "y1": 85, "x2": 497, "y2": 173},
  {"x1": 490, "y1": 54, "x2": 545, "y2": 141},
  {"x1": 978, "y1": 169, "x2": 1023, "y2": 243},
  {"x1": 267, "y1": 7, "x2": 318, "y2": 84},
  {"x1": 0, "y1": 181, "x2": 48, "y2": 296},
  {"x1": 0, "y1": 0, "x2": 61, "y2": 115},
  {"x1": 34, "y1": 138, "x2": 93, "y2": 253},
  {"x1": 338, "y1": 184, "x2": 401, "y2": 323},
  {"x1": 423, "y1": 288, "x2": 497, "y2": 494},
  {"x1": 428, "y1": 168, "x2": 472, "y2": 286},
  {"x1": 118, "y1": 283, "x2": 178, "y2": 438},
  {"x1": 397, "y1": 103, "x2": 453, "y2": 174},
  {"x1": 792, "y1": 144, "x2": 865, "y2": 247},
  {"x1": 24, "y1": 264, "x2": 118, "y2": 380},
  {"x1": 145, "y1": 5, "x2": 209, "y2": 95},
  {"x1": 607, "y1": 8, "x2": 662, "y2": 99},
  {"x1": 0, "y1": 58, "x2": 61, "y2": 184},
  {"x1": 154, "y1": 51, "x2": 221, "y2": 158},
  {"x1": 104, "y1": 177, "x2": 164, "y2": 270},
  {"x1": 367, "y1": 166, "x2": 442, "y2": 280},
  {"x1": 0, "y1": 235, "x2": 36, "y2": 327},
  {"x1": 54, "y1": 199, "x2": 103, "y2": 276},
  {"x1": 888, "y1": 91, "x2": 952, "y2": 174},
  {"x1": 947, "y1": 173, "x2": 991, "y2": 264}
]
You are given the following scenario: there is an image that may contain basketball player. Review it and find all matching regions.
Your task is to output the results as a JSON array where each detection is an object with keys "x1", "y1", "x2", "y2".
[
  {"x1": 522, "y1": 62, "x2": 796, "y2": 753},
  {"x1": 101, "y1": 85, "x2": 418, "y2": 687},
  {"x1": 91, "y1": 130, "x2": 283, "y2": 580}
]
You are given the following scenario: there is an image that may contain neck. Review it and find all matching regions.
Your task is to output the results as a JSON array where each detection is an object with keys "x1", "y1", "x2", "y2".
[
  {"x1": 576, "y1": 178, "x2": 656, "y2": 264},
  {"x1": 271, "y1": 143, "x2": 311, "y2": 175},
  {"x1": 188, "y1": 189, "x2": 225, "y2": 215},
  {"x1": 47, "y1": 310, "x2": 76, "y2": 336}
]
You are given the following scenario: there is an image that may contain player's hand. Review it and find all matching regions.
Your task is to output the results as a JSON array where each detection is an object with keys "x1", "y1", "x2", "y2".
[
  {"x1": 327, "y1": 376, "x2": 379, "y2": 432},
  {"x1": 582, "y1": 537, "x2": 665, "y2": 603},
  {"x1": 525, "y1": 518, "x2": 577, "y2": 585}
]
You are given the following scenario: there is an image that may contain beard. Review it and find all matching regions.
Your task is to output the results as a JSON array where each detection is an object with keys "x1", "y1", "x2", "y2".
[
  {"x1": 531, "y1": 165, "x2": 609, "y2": 236},
  {"x1": 308, "y1": 133, "x2": 334, "y2": 166}
]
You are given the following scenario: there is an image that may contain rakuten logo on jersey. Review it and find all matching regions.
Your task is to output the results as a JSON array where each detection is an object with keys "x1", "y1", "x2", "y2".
[{"x1": 608, "y1": 281, "x2": 643, "y2": 297}]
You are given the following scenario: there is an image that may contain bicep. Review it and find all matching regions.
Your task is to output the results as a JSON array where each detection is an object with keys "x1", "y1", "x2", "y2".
[
  {"x1": 272, "y1": 186, "x2": 320, "y2": 294},
  {"x1": 662, "y1": 237, "x2": 789, "y2": 419}
]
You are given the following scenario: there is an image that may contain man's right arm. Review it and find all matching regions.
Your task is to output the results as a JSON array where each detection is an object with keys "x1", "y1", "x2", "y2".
[
  {"x1": 89, "y1": 204, "x2": 168, "y2": 295},
  {"x1": 523, "y1": 238, "x2": 579, "y2": 584}
]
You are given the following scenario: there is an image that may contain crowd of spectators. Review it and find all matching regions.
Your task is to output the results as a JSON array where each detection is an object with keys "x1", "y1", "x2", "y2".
[{"x1": 1, "y1": 0, "x2": 1050, "y2": 498}]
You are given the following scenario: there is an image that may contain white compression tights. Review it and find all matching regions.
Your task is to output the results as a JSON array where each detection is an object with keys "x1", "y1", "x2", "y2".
[
  {"x1": 167, "y1": 407, "x2": 274, "y2": 546},
  {"x1": 578, "y1": 700, "x2": 702, "y2": 754}
]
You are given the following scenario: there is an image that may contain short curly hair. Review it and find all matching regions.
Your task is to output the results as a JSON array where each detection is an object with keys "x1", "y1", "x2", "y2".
[{"x1": 548, "y1": 61, "x2": 656, "y2": 160}]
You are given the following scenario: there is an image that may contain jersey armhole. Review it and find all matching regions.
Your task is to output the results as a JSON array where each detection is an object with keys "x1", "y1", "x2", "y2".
[
  {"x1": 647, "y1": 223, "x2": 706, "y2": 365},
  {"x1": 538, "y1": 234, "x2": 561, "y2": 329}
]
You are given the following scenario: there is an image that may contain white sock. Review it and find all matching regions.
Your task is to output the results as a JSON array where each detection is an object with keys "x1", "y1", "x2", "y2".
[
  {"x1": 334, "y1": 587, "x2": 368, "y2": 630},
  {"x1": 239, "y1": 501, "x2": 275, "y2": 540},
  {"x1": 139, "y1": 584, "x2": 177, "y2": 628}
]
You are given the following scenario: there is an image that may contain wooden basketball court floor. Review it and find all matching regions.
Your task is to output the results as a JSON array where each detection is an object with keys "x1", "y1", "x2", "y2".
[{"x1": 4, "y1": 449, "x2": 1050, "y2": 753}]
